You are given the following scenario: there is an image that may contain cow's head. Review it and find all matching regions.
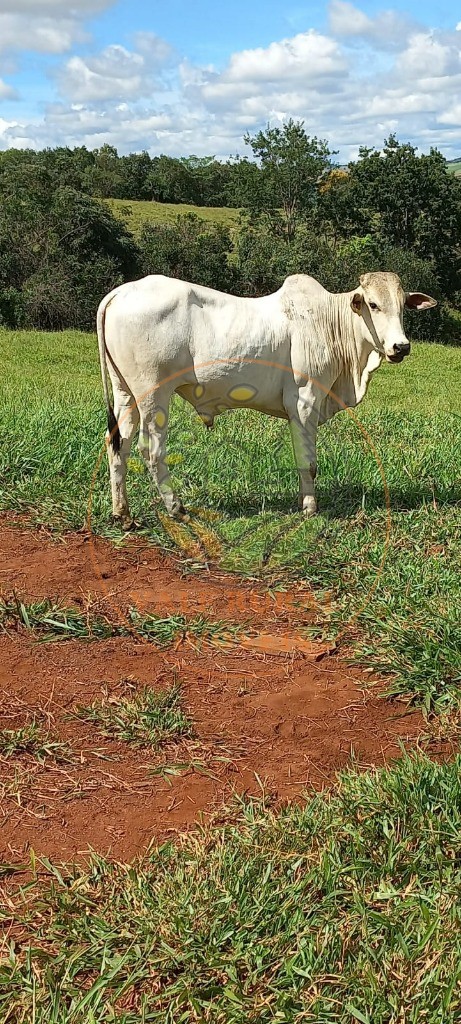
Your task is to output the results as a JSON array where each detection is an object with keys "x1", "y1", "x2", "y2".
[{"x1": 350, "y1": 271, "x2": 437, "y2": 362}]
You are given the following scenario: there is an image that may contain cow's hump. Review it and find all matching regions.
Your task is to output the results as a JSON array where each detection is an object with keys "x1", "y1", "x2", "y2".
[{"x1": 280, "y1": 274, "x2": 329, "y2": 319}]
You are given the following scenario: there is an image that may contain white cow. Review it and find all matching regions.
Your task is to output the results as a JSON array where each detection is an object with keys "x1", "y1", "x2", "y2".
[{"x1": 97, "y1": 271, "x2": 436, "y2": 525}]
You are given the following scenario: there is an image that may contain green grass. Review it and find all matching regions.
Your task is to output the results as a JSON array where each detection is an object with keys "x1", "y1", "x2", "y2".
[
  {"x1": 104, "y1": 197, "x2": 241, "y2": 236},
  {"x1": 1, "y1": 328, "x2": 460, "y2": 710},
  {"x1": 73, "y1": 683, "x2": 192, "y2": 748},
  {"x1": 0, "y1": 723, "x2": 73, "y2": 763},
  {"x1": 1, "y1": 752, "x2": 461, "y2": 1022}
]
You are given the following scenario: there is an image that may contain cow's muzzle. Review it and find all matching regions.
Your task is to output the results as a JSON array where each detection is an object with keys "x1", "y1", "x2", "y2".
[{"x1": 387, "y1": 342, "x2": 411, "y2": 364}]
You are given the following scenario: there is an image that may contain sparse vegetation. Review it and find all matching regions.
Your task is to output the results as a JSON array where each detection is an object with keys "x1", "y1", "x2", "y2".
[
  {"x1": 130, "y1": 609, "x2": 242, "y2": 648},
  {"x1": 0, "y1": 723, "x2": 73, "y2": 763},
  {"x1": 0, "y1": 597, "x2": 114, "y2": 641},
  {"x1": 0, "y1": 596, "x2": 243, "y2": 649},
  {"x1": 73, "y1": 683, "x2": 192, "y2": 748}
]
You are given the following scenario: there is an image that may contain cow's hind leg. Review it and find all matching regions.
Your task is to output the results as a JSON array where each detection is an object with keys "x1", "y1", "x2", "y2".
[
  {"x1": 138, "y1": 391, "x2": 187, "y2": 518},
  {"x1": 107, "y1": 387, "x2": 139, "y2": 528}
]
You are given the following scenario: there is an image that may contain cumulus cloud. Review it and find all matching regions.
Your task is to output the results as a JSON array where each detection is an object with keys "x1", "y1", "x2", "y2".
[
  {"x1": 329, "y1": 0, "x2": 418, "y2": 49},
  {"x1": 438, "y1": 103, "x2": 461, "y2": 125},
  {"x1": 187, "y1": 30, "x2": 347, "y2": 116},
  {"x1": 58, "y1": 47, "x2": 146, "y2": 102},
  {"x1": 223, "y1": 30, "x2": 344, "y2": 82},
  {"x1": 0, "y1": 14, "x2": 87, "y2": 54},
  {"x1": 0, "y1": 0, "x2": 115, "y2": 56},
  {"x1": 56, "y1": 35, "x2": 175, "y2": 104},
  {"x1": 398, "y1": 32, "x2": 461, "y2": 77},
  {"x1": 2, "y1": 4, "x2": 461, "y2": 161},
  {"x1": 132, "y1": 32, "x2": 175, "y2": 64}
]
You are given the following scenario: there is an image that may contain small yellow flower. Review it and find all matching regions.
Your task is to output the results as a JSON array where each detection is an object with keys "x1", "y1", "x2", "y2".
[{"x1": 165, "y1": 453, "x2": 184, "y2": 467}]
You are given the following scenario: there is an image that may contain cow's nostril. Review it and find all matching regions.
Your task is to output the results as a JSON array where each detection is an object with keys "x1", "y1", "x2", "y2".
[{"x1": 394, "y1": 342, "x2": 410, "y2": 354}]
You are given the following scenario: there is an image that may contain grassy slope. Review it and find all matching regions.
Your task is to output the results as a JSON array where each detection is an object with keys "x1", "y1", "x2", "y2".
[
  {"x1": 1, "y1": 328, "x2": 460, "y2": 710},
  {"x1": 104, "y1": 196, "x2": 241, "y2": 235}
]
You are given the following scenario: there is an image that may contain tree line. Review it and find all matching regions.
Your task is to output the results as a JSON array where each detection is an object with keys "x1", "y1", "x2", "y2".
[
  {"x1": 0, "y1": 122, "x2": 460, "y2": 340},
  {"x1": 0, "y1": 144, "x2": 247, "y2": 207}
]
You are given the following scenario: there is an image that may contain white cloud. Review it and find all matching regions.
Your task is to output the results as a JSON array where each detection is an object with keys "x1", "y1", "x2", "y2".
[
  {"x1": 0, "y1": 1, "x2": 112, "y2": 13},
  {"x1": 132, "y1": 32, "x2": 175, "y2": 65},
  {"x1": 188, "y1": 31, "x2": 347, "y2": 115},
  {"x1": 223, "y1": 30, "x2": 345, "y2": 82},
  {"x1": 0, "y1": 14, "x2": 87, "y2": 54},
  {"x1": 398, "y1": 32, "x2": 461, "y2": 77},
  {"x1": 0, "y1": 0, "x2": 115, "y2": 56},
  {"x1": 58, "y1": 47, "x2": 146, "y2": 102},
  {"x1": 329, "y1": 0, "x2": 418, "y2": 49},
  {"x1": 438, "y1": 104, "x2": 461, "y2": 126},
  {"x1": 56, "y1": 35, "x2": 174, "y2": 103}
]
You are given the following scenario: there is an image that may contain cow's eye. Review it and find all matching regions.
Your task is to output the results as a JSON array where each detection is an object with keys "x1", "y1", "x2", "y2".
[{"x1": 369, "y1": 301, "x2": 379, "y2": 311}]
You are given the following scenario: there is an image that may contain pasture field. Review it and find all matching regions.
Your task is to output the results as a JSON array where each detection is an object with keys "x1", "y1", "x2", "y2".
[
  {"x1": 1, "y1": 327, "x2": 461, "y2": 1021},
  {"x1": 104, "y1": 196, "x2": 241, "y2": 235}
]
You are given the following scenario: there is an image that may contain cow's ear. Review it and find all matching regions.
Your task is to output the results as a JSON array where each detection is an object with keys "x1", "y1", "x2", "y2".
[
  {"x1": 351, "y1": 292, "x2": 363, "y2": 315},
  {"x1": 405, "y1": 292, "x2": 437, "y2": 310}
]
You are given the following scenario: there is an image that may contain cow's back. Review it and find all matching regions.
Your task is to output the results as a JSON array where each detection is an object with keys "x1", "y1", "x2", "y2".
[{"x1": 102, "y1": 274, "x2": 289, "y2": 383}]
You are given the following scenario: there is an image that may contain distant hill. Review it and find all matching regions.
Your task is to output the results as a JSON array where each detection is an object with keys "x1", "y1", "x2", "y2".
[
  {"x1": 446, "y1": 159, "x2": 461, "y2": 175},
  {"x1": 104, "y1": 198, "x2": 240, "y2": 237}
]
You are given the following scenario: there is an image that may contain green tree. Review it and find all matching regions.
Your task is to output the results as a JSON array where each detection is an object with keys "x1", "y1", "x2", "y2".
[
  {"x1": 241, "y1": 119, "x2": 333, "y2": 241},
  {"x1": 118, "y1": 151, "x2": 153, "y2": 200},
  {"x1": 349, "y1": 136, "x2": 461, "y2": 297},
  {"x1": 139, "y1": 214, "x2": 235, "y2": 291},
  {"x1": 0, "y1": 164, "x2": 139, "y2": 329},
  {"x1": 316, "y1": 168, "x2": 367, "y2": 245},
  {"x1": 148, "y1": 155, "x2": 196, "y2": 204}
]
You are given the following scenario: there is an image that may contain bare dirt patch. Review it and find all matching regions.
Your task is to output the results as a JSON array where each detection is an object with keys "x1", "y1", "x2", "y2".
[{"x1": 0, "y1": 516, "x2": 439, "y2": 864}]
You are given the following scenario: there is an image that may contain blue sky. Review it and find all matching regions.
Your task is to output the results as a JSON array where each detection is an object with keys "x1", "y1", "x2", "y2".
[{"x1": 0, "y1": 1, "x2": 460, "y2": 160}]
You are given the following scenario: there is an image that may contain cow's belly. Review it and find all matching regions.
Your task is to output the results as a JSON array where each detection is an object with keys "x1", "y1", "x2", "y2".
[{"x1": 176, "y1": 379, "x2": 288, "y2": 421}]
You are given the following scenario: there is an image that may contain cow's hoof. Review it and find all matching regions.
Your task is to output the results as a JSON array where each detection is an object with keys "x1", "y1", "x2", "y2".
[
  {"x1": 300, "y1": 499, "x2": 318, "y2": 517},
  {"x1": 111, "y1": 514, "x2": 138, "y2": 531},
  {"x1": 171, "y1": 501, "x2": 190, "y2": 523},
  {"x1": 122, "y1": 517, "x2": 140, "y2": 532}
]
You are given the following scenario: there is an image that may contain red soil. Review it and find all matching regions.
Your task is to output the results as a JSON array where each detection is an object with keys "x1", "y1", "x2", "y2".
[{"x1": 0, "y1": 517, "x2": 434, "y2": 865}]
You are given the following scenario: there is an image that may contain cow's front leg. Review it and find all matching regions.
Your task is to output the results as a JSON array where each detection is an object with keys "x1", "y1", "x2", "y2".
[
  {"x1": 286, "y1": 394, "x2": 319, "y2": 516},
  {"x1": 138, "y1": 395, "x2": 188, "y2": 519}
]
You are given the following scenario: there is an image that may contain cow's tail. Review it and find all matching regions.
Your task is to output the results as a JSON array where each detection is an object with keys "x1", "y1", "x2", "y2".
[{"x1": 97, "y1": 293, "x2": 121, "y2": 454}]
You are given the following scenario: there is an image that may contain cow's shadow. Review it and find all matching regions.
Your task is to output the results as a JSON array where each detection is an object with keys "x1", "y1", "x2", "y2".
[{"x1": 215, "y1": 482, "x2": 461, "y2": 521}]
